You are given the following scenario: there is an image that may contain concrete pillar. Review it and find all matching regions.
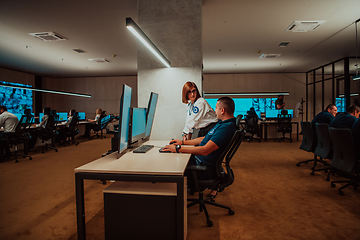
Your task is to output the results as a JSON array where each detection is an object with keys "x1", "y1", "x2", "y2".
[{"x1": 137, "y1": 0, "x2": 202, "y2": 140}]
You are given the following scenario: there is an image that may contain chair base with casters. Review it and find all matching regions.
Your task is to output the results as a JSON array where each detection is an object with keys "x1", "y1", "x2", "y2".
[
  {"x1": 39, "y1": 140, "x2": 58, "y2": 153},
  {"x1": 330, "y1": 171, "x2": 360, "y2": 195},
  {"x1": 187, "y1": 189, "x2": 234, "y2": 227},
  {"x1": 9, "y1": 144, "x2": 32, "y2": 163},
  {"x1": 62, "y1": 129, "x2": 80, "y2": 146}
]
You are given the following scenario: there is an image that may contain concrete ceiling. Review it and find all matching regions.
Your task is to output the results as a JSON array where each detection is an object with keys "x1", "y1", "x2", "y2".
[{"x1": 0, "y1": 0, "x2": 359, "y2": 78}]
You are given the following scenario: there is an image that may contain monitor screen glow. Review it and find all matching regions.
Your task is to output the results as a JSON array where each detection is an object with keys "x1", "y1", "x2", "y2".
[
  {"x1": 145, "y1": 92, "x2": 159, "y2": 138},
  {"x1": 58, "y1": 112, "x2": 68, "y2": 121},
  {"x1": 118, "y1": 84, "x2": 132, "y2": 153},
  {"x1": 130, "y1": 108, "x2": 146, "y2": 143},
  {"x1": 78, "y1": 112, "x2": 86, "y2": 120}
]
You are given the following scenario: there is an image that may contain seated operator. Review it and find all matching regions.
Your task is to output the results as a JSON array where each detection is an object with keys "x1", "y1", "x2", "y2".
[
  {"x1": 329, "y1": 105, "x2": 359, "y2": 129},
  {"x1": 162, "y1": 96, "x2": 237, "y2": 199}
]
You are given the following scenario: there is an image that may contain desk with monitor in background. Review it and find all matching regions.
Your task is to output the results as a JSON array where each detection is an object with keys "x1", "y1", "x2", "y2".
[{"x1": 74, "y1": 84, "x2": 191, "y2": 240}]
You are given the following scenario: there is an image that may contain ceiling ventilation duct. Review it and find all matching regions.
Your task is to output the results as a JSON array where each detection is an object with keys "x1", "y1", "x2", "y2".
[
  {"x1": 259, "y1": 54, "x2": 281, "y2": 59},
  {"x1": 285, "y1": 21, "x2": 326, "y2": 32},
  {"x1": 28, "y1": 32, "x2": 67, "y2": 41}
]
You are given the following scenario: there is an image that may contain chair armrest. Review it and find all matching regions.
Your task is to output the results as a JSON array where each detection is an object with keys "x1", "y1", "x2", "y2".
[{"x1": 186, "y1": 165, "x2": 207, "y2": 171}]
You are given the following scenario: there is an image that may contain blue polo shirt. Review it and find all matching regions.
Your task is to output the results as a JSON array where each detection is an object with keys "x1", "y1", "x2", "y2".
[
  {"x1": 329, "y1": 112, "x2": 357, "y2": 129},
  {"x1": 195, "y1": 117, "x2": 237, "y2": 168},
  {"x1": 311, "y1": 110, "x2": 334, "y2": 130}
]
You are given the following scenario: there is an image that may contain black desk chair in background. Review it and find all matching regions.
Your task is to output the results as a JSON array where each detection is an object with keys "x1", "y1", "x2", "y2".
[
  {"x1": 329, "y1": 127, "x2": 359, "y2": 195},
  {"x1": 5, "y1": 115, "x2": 32, "y2": 163},
  {"x1": 276, "y1": 113, "x2": 292, "y2": 142},
  {"x1": 89, "y1": 111, "x2": 106, "y2": 139},
  {"x1": 38, "y1": 114, "x2": 58, "y2": 153},
  {"x1": 186, "y1": 130, "x2": 245, "y2": 227},
  {"x1": 311, "y1": 123, "x2": 332, "y2": 176},
  {"x1": 244, "y1": 114, "x2": 261, "y2": 142},
  {"x1": 297, "y1": 121, "x2": 317, "y2": 166},
  {"x1": 63, "y1": 113, "x2": 80, "y2": 146}
]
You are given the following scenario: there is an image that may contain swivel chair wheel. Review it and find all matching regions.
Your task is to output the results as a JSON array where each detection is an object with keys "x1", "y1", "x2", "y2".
[
  {"x1": 55, "y1": 149, "x2": 58, "y2": 152},
  {"x1": 338, "y1": 190, "x2": 344, "y2": 196},
  {"x1": 310, "y1": 172, "x2": 315, "y2": 176},
  {"x1": 207, "y1": 220, "x2": 213, "y2": 227},
  {"x1": 29, "y1": 157, "x2": 32, "y2": 160},
  {"x1": 326, "y1": 177, "x2": 330, "y2": 181},
  {"x1": 228, "y1": 209, "x2": 235, "y2": 215},
  {"x1": 331, "y1": 183, "x2": 336, "y2": 188},
  {"x1": 296, "y1": 163, "x2": 300, "y2": 167}
]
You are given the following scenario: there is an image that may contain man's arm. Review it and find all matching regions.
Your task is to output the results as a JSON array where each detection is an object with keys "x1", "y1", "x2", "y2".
[{"x1": 163, "y1": 139, "x2": 218, "y2": 156}]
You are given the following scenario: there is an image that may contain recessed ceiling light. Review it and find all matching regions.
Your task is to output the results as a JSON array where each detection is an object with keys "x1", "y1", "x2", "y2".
[
  {"x1": 88, "y1": 58, "x2": 109, "y2": 63},
  {"x1": 259, "y1": 54, "x2": 281, "y2": 59}
]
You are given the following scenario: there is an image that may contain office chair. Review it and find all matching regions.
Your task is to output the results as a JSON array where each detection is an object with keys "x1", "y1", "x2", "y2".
[
  {"x1": 297, "y1": 121, "x2": 317, "y2": 166},
  {"x1": 187, "y1": 130, "x2": 245, "y2": 227},
  {"x1": 5, "y1": 115, "x2": 32, "y2": 163},
  {"x1": 63, "y1": 113, "x2": 80, "y2": 146},
  {"x1": 244, "y1": 114, "x2": 261, "y2": 142},
  {"x1": 89, "y1": 111, "x2": 106, "y2": 139},
  {"x1": 311, "y1": 123, "x2": 332, "y2": 176},
  {"x1": 276, "y1": 113, "x2": 292, "y2": 142},
  {"x1": 329, "y1": 127, "x2": 359, "y2": 195},
  {"x1": 38, "y1": 114, "x2": 58, "y2": 153},
  {"x1": 236, "y1": 114, "x2": 245, "y2": 130}
]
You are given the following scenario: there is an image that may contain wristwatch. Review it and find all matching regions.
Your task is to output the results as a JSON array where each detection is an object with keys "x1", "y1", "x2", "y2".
[{"x1": 175, "y1": 145, "x2": 181, "y2": 153}]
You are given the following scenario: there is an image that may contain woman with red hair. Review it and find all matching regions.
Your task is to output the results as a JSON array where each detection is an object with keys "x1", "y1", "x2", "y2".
[{"x1": 181, "y1": 81, "x2": 218, "y2": 141}]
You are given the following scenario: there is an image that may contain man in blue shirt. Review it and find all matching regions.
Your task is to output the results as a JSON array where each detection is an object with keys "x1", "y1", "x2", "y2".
[
  {"x1": 163, "y1": 97, "x2": 237, "y2": 197},
  {"x1": 329, "y1": 105, "x2": 360, "y2": 129},
  {"x1": 311, "y1": 104, "x2": 337, "y2": 130}
]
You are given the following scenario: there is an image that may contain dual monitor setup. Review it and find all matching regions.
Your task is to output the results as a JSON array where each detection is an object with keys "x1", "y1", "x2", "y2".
[
  {"x1": 38, "y1": 112, "x2": 86, "y2": 122},
  {"x1": 118, "y1": 84, "x2": 158, "y2": 154}
]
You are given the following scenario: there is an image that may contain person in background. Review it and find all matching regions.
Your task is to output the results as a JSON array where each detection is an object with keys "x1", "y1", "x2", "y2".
[
  {"x1": 329, "y1": 105, "x2": 360, "y2": 129},
  {"x1": 57, "y1": 109, "x2": 76, "y2": 144},
  {"x1": 182, "y1": 82, "x2": 218, "y2": 142},
  {"x1": 88, "y1": 108, "x2": 102, "y2": 123},
  {"x1": 311, "y1": 104, "x2": 337, "y2": 130},
  {"x1": 0, "y1": 105, "x2": 19, "y2": 160},
  {"x1": 163, "y1": 97, "x2": 237, "y2": 199},
  {"x1": 275, "y1": 95, "x2": 285, "y2": 110},
  {"x1": 28, "y1": 107, "x2": 51, "y2": 150}
]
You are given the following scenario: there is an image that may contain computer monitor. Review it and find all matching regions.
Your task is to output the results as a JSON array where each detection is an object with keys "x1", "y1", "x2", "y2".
[
  {"x1": 39, "y1": 113, "x2": 44, "y2": 122},
  {"x1": 118, "y1": 84, "x2": 132, "y2": 154},
  {"x1": 129, "y1": 107, "x2": 146, "y2": 144},
  {"x1": 57, "y1": 112, "x2": 68, "y2": 122},
  {"x1": 335, "y1": 97, "x2": 346, "y2": 112},
  {"x1": 144, "y1": 92, "x2": 159, "y2": 139},
  {"x1": 266, "y1": 109, "x2": 293, "y2": 119},
  {"x1": 77, "y1": 112, "x2": 86, "y2": 121}
]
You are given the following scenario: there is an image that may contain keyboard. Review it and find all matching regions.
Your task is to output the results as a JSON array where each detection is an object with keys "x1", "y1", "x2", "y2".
[
  {"x1": 159, "y1": 146, "x2": 171, "y2": 153},
  {"x1": 133, "y1": 144, "x2": 154, "y2": 153}
]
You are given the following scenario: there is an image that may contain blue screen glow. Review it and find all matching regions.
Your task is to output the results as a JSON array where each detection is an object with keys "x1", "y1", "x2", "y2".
[
  {"x1": 118, "y1": 84, "x2": 132, "y2": 153},
  {"x1": 0, "y1": 81, "x2": 33, "y2": 114}
]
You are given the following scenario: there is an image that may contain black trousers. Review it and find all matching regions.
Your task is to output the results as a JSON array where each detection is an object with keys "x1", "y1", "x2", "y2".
[{"x1": 198, "y1": 121, "x2": 218, "y2": 138}]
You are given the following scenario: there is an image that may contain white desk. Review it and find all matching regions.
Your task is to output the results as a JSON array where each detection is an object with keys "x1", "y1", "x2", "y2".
[{"x1": 74, "y1": 140, "x2": 191, "y2": 240}]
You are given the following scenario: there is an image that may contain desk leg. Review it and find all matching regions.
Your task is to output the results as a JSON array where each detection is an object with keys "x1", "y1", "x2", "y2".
[
  {"x1": 176, "y1": 177, "x2": 184, "y2": 240},
  {"x1": 75, "y1": 174, "x2": 86, "y2": 240},
  {"x1": 264, "y1": 123, "x2": 268, "y2": 141},
  {"x1": 297, "y1": 122, "x2": 299, "y2": 141}
]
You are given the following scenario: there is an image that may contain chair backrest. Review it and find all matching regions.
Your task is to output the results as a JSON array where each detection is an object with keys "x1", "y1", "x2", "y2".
[
  {"x1": 277, "y1": 114, "x2": 291, "y2": 130},
  {"x1": 215, "y1": 130, "x2": 245, "y2": 189},
  {"x1": 300, "y1": 121, "x2": 316, "y2": 152},
  {"x1": 245, "y1": 114, "x2": 259, "y2": 132},
  {"x1": 314, "y1": 123, "x2": 332, "y2": 159},
  {"x1": 329, "y1": 127, "x2": 357, "y2": 174},
  {"x1": 68, "y1": 114, "x2": 79, "y2": 131},
  {"x1": 236, "y1": 114, "x2": 244, "y2": 129},
  {"x1": 44, "y1": 114, "x2": 56, "y2": 133}
]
